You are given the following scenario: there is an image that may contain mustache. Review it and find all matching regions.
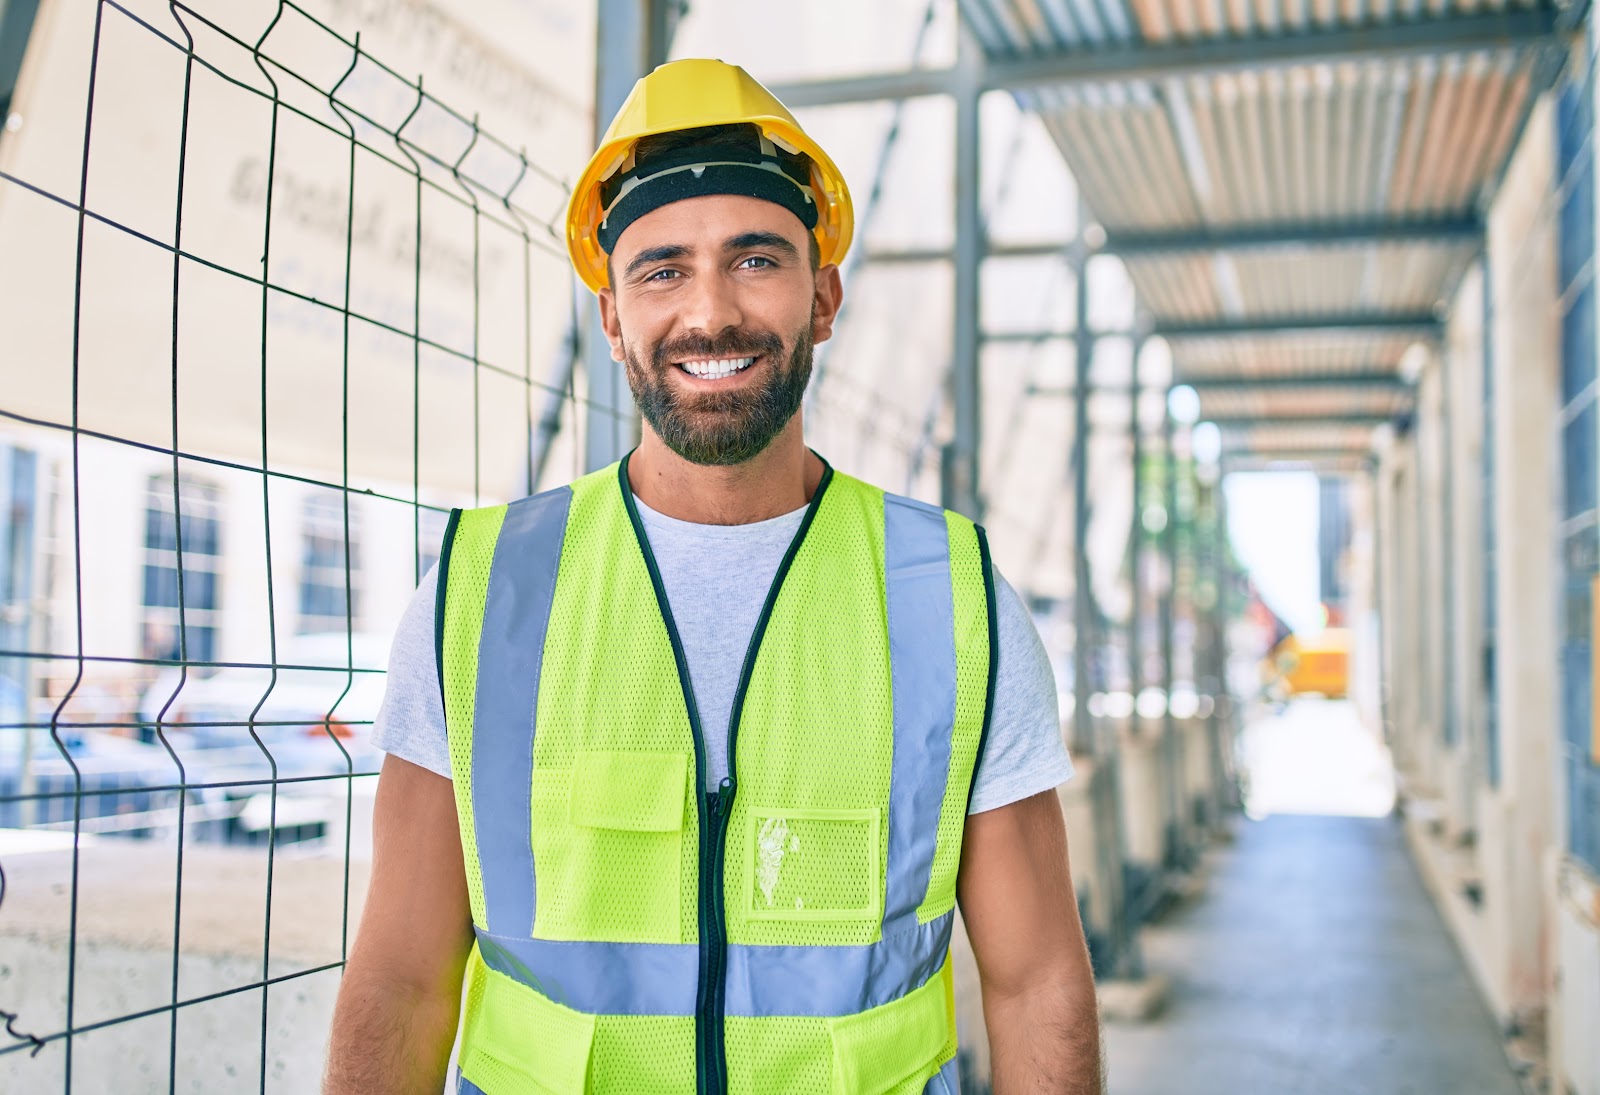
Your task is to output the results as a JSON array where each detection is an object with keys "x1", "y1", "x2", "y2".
[{"x1": 651, "y1": 328, "x2": 785, "y2": 368}]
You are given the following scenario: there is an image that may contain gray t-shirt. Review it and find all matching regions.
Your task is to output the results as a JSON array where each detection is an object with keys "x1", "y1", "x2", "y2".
[{"x1": 373, "y1": 494, "x2": 1072, "y2": 813}]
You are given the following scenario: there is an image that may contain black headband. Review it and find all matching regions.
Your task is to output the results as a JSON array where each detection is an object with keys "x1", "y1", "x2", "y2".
[{"x1": 596, "y1": 140, "x2": 819, "y2": 254}]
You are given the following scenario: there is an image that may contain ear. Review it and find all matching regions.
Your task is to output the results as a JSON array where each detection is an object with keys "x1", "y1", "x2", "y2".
[
  {"x1": 809, "y1": 264, "x2": 844, "y2": 345},
  {"x1": 597, "y1": 286, "x2": 626, "y2": 363}
]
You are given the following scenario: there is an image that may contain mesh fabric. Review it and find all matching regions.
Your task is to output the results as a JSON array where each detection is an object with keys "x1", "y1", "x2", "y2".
[
  {"x1": 724, "y1": 472, "x2": 893, "y2": 948},
  {"x1": 458, "y1": 947, "x2": 598, "y2": 1094},
  {"x1": 826, "y1": 956, "x2": 957, "y2": 1095},
  {"x1": 443, "y1": 504, "x2": 509, "y2": 929},
  {"x1": 589, "y1": 1015, "x2": 697, "y2": 1094},
  {"x1": 917, "y1": 514, "x2": 991, "y2": 923},
  {"x1": 531, "y1": 466, "x2": 699, "y2": 943}
]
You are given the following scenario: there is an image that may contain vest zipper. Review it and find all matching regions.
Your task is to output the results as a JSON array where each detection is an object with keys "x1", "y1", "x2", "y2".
[
  {"x1": 703, "y1": 777, "x2": 735, "y2": 1095},
  {"x1": 616, "y1": 454, "x2": 834, "y2": 1095}
]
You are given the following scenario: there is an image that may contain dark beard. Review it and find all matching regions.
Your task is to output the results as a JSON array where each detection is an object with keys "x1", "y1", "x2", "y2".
[{"x1": 624, "y1": 320, "x2": 814, "y2": 467}]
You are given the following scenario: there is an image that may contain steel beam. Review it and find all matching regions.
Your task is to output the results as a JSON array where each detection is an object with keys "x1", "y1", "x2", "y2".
[
  {"x1": 942, "y1": 28, "x2": 984, "y2": 520},
  {"x1": 1221, "y1": 444, "x2": 1375, "y2": 456},
  {"x1": 1222, "y1": 451, "x2": 1377, "y2": 466},
  {"x1": 584, "y1": 0, "x2": 676, "y2": 471},
  {"x1": 864, "y1": 216, "x2": 1481, "y2": 264},
  {"x1": 1156, "y1": 314, "x2": 1440, "y2": 340},
  {"x1": 1180, "y1": 371, "x2": 1411, "y2": 392},
  {"x1": 1109, "y1": 217, "x2": 1483, "y2": 256},
  {"x1": 984, "y1": 329, "x2": 1077, "y2": 343},
  {"x1": 769, "y1": 8, "x2": 1561, "y2": 106},
  {"x1": 1211, "y1": 414, "x2": 1390, "y2": 429}
]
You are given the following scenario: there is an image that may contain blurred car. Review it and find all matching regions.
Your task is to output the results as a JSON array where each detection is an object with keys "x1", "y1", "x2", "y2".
[
  {"x1": 0, "y1": 724, "x2": 182, "y2": 830},
  {"x1": 134, "y1": 633, "x2": 390, "y2": 843}
]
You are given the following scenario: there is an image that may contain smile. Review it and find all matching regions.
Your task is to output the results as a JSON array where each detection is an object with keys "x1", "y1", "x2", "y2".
[{"x1": 676, "y1": 355, "x2": 758, "y2": 380}]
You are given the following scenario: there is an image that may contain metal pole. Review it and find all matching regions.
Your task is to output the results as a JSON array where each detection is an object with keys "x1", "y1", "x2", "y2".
[
  {"x1": 1160, "y1": 403, "x2": 1182, "y2": 868},
  {"x1": 1129, "y1": 333, "x2": 1144, "y2": 725},
  {"x1": 1213, "y1": 474, "x2": 1234, "y2": 816},
  {"x1": 1071, "y1": 239, "x2": 1094, "y2": 760},
  {"x1": 585, "y1": 0, "x2": 678, "y2": 471},
  {"x1": 942, "y1": 27, "x2": 983, "y2": 519}
]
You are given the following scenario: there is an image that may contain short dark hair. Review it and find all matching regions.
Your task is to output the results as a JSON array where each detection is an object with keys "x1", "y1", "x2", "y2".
[{"x1": 604, "y1": 122, "x2": 821, "y2": 284}]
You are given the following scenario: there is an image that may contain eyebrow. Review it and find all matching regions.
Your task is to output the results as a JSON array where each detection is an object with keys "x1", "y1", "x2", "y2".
[
  {"x1": 724, "y1": 231, "x2": 799, "y2": 259},
  {"x1": 622, "y1": 232, "x2": 800, "y2": 281},
  {"x1": 623, "y1": 244, "x2": 691, "y2": 280}
]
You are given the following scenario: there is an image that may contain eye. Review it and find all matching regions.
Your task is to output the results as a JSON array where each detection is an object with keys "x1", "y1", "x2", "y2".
[
  {"x1": 645, "y1": 268, "x2": 681, "y2": 282},
  {"x1": 737, "y1": 255, "x2": 775, "y2": 270}
]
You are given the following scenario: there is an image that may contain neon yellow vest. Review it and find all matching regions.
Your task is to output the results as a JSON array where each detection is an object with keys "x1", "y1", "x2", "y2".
[{"x1": 437, "y1": 457, "x2": 996, "y2": 1095}]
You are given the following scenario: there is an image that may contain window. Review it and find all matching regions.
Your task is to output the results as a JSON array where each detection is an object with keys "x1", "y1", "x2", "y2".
[
  {"x1": 141, "y1": 474, "x2": 223, "y2": 664},
  {"x1": 299, "y1": 493, "x2": 360, "y2": 632}
]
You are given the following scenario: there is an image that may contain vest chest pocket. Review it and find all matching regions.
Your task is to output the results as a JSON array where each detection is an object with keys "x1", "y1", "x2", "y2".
[
  {"x1": 531, "y1": 750, "x2": 690, "y2": 943},
  {"x1": 746, "y1": 807, "x2": 882, "y2": 923}
]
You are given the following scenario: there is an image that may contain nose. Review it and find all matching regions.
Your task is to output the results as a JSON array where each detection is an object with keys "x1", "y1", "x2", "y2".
[{"x1": 677, "y1": 268, "x2": 745, "y2": 342}]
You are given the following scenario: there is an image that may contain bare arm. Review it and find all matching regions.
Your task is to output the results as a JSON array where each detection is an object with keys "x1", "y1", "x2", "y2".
[
  {"x1": 958, "y1": 788, "x2": 1102, "y2": 1094},
  {"x1": 324, "y1": 755, "x2": 474, "y2": 1094}
]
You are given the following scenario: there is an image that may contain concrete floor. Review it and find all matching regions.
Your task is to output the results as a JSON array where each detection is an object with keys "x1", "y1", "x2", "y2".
[{"x1": 1102, "y1": 702, "x2": 1523, "y2": 1095}]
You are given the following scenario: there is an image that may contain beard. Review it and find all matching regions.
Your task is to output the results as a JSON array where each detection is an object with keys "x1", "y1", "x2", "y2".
[{"x1": 623, "y1": 317, "x2": 814, "y2": 467}]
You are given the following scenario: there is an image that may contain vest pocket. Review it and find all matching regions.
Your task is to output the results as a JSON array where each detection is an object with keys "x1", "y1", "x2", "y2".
[
  {"x1": 746, "y1": 807, "x2": 882, "y2": 922},
  {"x1": 827, "y1": 957, "x2": 956, "y2": 1095},
  {"x1": 531, "y1": 751, "x2": 689, "y2": 943},
  {"x1": 460, "y1": 950, "x2": 597, "y2": 1094}
]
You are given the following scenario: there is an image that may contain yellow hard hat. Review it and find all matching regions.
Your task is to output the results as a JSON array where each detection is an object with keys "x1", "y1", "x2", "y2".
[{"x1": 566, "y1": 58, "x2": 854, "y2": 293}]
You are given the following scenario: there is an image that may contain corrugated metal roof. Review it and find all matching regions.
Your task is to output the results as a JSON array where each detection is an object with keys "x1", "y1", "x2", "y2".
[
  {"x1": 1197, "y1": 385, "x2": 1411, "y2": 420},
  {"x1": 1026, "y1": 52, "x2": 1534, "y2": 232},
  {"x1": 1168, "y1": 331, "x2": 1420, "y2": 375},
  {"x1": 1220, "y1": 422, "x2": 1381, "y2": 450},
  {"x1": 964, "y1": 0, "x2": 1544, "y2": 55},
  {"x1": 959, "y1": 0, "x2": 1560, "y2": 455}
]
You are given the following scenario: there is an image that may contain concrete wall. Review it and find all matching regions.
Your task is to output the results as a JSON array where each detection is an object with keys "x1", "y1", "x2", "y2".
[{"x1": 1380, "y1": 92, "x2": 1600, "y2": 1095}]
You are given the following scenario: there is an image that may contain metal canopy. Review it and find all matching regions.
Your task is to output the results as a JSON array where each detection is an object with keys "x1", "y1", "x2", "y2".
[
  {"x1": 965, "y1": 0, "x2": 1562, "y2": 457},
  {"x1": 768, "y1": 6, "x2": 1562, "y2": 105}
]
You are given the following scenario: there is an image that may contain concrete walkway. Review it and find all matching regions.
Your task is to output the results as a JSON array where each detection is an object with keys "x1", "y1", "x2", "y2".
[{"x1": 1103, "y1": 703, "x2": 1522, "y2": 1095}]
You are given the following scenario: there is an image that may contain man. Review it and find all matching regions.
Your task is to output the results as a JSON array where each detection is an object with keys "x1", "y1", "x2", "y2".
[{"x1": 325, "y1": 59, "x2": 1101, "y2": 1094}]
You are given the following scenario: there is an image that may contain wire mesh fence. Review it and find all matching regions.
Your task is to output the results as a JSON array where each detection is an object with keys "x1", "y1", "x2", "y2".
[{"x1": 0, "y1": 1, "x2": 613, "y2": 1088}]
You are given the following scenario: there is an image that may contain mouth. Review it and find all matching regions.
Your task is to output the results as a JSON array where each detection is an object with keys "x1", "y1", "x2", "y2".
[{"x1": 674, "y1": 354, "x2": 760, "y2": 381}]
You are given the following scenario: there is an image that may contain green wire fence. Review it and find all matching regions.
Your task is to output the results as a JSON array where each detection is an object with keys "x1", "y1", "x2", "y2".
[{"x1": 0, "y1": 2, "x2": 605, "y2": 1089}]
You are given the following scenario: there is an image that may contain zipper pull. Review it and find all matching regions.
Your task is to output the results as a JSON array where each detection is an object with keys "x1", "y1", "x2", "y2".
[{"x1": 709, "y1": 777, "x2": 733, "y2": 820}]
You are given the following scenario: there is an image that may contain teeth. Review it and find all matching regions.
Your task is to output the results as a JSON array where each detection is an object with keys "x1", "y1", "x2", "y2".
[{"x1": 680, "y1": 356, "x2": 756, "y2": 379}]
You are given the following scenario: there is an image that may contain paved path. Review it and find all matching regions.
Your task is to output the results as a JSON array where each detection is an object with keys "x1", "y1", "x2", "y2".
[{"x1": 1102, "y1": 812, "x2": 1522, "y2": 1095}]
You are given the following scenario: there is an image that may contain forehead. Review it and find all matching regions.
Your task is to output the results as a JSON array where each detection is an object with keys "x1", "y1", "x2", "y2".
[{"x1": 611, "y1": 193, "x2": 810, "y2": 260}]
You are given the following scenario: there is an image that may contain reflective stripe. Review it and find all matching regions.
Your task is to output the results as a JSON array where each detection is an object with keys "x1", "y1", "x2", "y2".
[
  {"x1": 472, "y1": 488, "x2": 572, "y2": 937},
  {"x1": 925, "y1": 1053, "x2": 960, "y2": 1094},
  {"x1": 882, "y1": 493, "x2": 957, "y2": 927},
  {"x1": 476, "y1": 911, "x2": 953, "y2": 1019}
]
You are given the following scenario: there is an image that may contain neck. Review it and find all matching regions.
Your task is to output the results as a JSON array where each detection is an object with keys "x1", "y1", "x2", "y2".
[{"x1": 626, "y1": 419, "x2": 824, "y2": 525}]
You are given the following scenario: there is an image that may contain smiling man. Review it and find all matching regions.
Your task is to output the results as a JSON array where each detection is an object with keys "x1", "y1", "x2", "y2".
[{"x1": 324, "y1": 59, "x2": 1102, "y2": 1095}]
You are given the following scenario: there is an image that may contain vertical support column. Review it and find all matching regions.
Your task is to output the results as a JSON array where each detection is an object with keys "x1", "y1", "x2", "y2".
[
  {"x1": 1160, "y1": 403, "x2": 1182, "y2": 867},
  {"x1": 1128, "y1": 332, "x2": 1144, "y2": 725},
  {"x1": 1071, "y1": 239, "x2": 1094, "y2": 760},
  {"x1": 1213, "y1": 471, "x2": 1233, "y2": 818},
  {"x1": 585, "y1": 0, "x2": 677, "y2": 471},
  {"x1": 942, "y1": 27, "x2": 983, "y2": 520}
]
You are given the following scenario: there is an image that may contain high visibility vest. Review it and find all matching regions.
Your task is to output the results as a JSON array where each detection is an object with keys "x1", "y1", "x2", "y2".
[{"x1": 436, "y1": 456, "x2": 997, "y2": 1095}]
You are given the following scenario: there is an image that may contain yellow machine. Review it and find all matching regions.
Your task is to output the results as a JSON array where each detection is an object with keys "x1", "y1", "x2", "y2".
[{"x1": 1268, "y1": 628, "x2": 1352, "y2": 699}]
